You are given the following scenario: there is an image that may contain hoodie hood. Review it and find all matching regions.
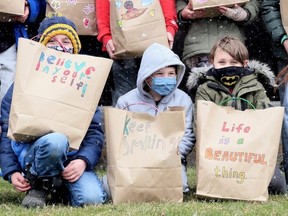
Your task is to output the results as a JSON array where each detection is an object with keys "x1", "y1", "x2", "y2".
[
  {"x1": 186, "y1": 60, "x2": 277, "y2": 90},
  {"x1": 137, "y1": 43, "x2": 185, "y2": 97}
]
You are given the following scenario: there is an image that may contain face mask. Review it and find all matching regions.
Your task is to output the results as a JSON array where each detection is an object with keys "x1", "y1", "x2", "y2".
[
  {"x1": 151, "y1": 77, "x2": 177, "y2": 96},
  {"x1": 47, "y1": 45, "x2": 73, "y2": 54},
  {"x1": 211, "y1": 66, "x2": 252, "y2": 87}
]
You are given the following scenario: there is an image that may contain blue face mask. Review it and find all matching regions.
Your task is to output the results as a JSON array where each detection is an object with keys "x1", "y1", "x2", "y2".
[{"x1": 151, "y1": 77, "x2": 177, "y2": 96}]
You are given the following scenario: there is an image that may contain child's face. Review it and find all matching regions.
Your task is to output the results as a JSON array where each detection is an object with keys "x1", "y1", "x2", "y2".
[
  {"x1": 213, "y1": 48, "x2": 246, "y2": 69},
  {"x1": 46, "y1": 35, "x2": 73, "y2": 51},
  {"x1": 146, "y1": 66, "x2": 176, "y2": 86}
]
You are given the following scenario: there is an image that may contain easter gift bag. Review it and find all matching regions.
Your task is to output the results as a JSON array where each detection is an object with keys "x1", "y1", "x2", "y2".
[
  {"x1": 196, "y1": 100, "x2": 284, "y2": 201},
  {"x1": 190, "y1": 0, "x2": 249, "y2": 18},
  {"x1": 8, "y1": 38, "x2": 113, "y2": 149},
  {"x1": 0, "y1": 0, "x2": 25, "y2": 22},
  {"x1": 110, "y1": 0, "x2": 169, "y2": 58},
  {"x1": 104, "y1": 107, "x2": 185, "y2": 204},
  {"x1": 46, "y1": 0, "x2": 97, "y2": 35},
  {"x1": 280, "y1": 0, "x2": 288, "y2": 34}
]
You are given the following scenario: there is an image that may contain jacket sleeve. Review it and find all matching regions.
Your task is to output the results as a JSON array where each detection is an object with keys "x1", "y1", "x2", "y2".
[
  {"x1": 159, "y1": 0, "x2": 178, "y2": 37},
  {"x1": 26, "y1": 0, "x2": 46, "y2": 23},
  {"x1": 72, "y1": 108, "x2": 104, "y2": 170},
  {"x1": 242, "y1": 0, "x2": 260, "y2": 25},
  {"x1": 261, "y1": 0, "x2": 285, "y2": 44},
  {"x1": 253, "y1": 85, "x2": 273, "y2": 110},
  {"x1": 179, "y1": 96, "x2": 196, "y2": 160},
  {"x1": 0, "y1": 85, "x2": 23, "y2": 181},
  {"x1": 96, "y1": 0, "x2": 112, "y2": 51}
]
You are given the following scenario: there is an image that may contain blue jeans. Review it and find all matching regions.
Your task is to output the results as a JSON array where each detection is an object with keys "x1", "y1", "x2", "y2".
[{"x1": 12, "y1": 132, "x2": 106, "y2": 206}]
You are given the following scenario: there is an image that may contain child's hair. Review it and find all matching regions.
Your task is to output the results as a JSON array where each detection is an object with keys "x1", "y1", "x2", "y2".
[
  {"x1": 276, "y1": 65, "x2": 288, "y2": 86},
  {"x1": 209, "y1": 36, "x2": 249, "y2": 64}
]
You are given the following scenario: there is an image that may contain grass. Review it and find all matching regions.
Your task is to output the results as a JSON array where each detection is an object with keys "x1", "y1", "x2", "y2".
[{"x1": 0, "y1": 166, "x2": 287, "y2": 216}]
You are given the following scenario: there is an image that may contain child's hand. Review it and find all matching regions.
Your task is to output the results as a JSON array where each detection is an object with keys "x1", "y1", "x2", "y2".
[
  {"x1": 106, "y1": 39, "x2": 116, "y2": 59},
  {"x1": 181, "y1": 2, "x2": 204, "y2": 20},
  {"x1": 219, "y1": 4, "x2": 248, "y2": 22},
  {"x1": 11, "y1": 172, "x2": 31, "y2": 192},
  {"x1": 62, "y1": 159, "x2": 87, "y2": 183},
  {"x1": 167, "y1": 32, "x2": 174, "y2": 49},
  {"x1": 15, "y1": 1, "x2": 29, "y2": 23}
]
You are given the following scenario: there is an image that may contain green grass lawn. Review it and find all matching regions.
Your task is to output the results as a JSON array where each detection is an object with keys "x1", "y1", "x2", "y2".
[{"x1": 0, "y1": 167, "x2": 287, "y2": 216}]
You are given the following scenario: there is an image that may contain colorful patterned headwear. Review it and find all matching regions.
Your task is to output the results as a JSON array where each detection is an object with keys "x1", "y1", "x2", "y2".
[{"x1": 38, "y1": 14, "x2": 81, "y2": 54}]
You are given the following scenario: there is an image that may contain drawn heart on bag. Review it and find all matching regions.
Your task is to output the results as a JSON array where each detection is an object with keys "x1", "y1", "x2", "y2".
[
  {"x1": 83, "y1": 18, "x2": 90, "y2": 28},
  {"x1": 115, "y1": 0, "x2": 122, "y2": 8},
  {"x1": 141, "y1": 0, "x2": 153, "y2": 6}
]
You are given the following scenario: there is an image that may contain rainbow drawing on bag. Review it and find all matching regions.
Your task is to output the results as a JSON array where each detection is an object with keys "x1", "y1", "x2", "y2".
[{"x1": 35, "y1": 51, "x2": 96, "y2": 97}]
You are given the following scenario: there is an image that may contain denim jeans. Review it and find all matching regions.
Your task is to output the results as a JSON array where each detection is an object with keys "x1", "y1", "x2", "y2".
[
  {"x1": 111, "y1": 58, "x2": 141, "y2": 106},
  {"x1": 12, "y1": 132, "x2": 106, "y2": 206}
]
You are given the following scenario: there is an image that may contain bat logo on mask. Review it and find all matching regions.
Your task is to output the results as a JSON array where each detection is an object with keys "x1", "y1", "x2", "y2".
[{"x1": 220, "y1": 75, "x2": 240, "y2": 86}]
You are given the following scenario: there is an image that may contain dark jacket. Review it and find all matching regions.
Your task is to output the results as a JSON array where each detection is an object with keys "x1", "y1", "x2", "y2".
[
  {"x1": 0, "y1": 0, "x2": 46, "y2": 53},
  {"x1": 0, "y1": 84, "x2": 104, "y2": 181},
  {"x1": 261, "y1": 0, "x2": 287, "y2": 61}
]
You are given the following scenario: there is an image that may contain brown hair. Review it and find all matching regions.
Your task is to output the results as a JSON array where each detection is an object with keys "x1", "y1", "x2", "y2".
[
  {"x1": 209, "y1": 36, "x2": 249, "y2": 65},
  {"x1": 276, "y1": 65, "x2": 288, "y2": 86}
]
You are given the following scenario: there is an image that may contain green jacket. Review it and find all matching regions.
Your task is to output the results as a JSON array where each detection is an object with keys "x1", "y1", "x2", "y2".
[
  {"x1": 176, "y1": 0, "x2": 260, "y2": 62},
  {"x1": 187, "y1": 60, "x2": 275, "y2": 133},
  {"x1": 261, "y1": 0, "x2": 288, "y2": 61}
]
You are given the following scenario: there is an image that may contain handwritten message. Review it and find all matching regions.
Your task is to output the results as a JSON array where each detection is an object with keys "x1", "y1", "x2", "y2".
[
  {"x1": 35, "y1": 52, "x2": 96, "y2": 97},
  {"x1": 205, "y1": 121, "x2": 267, "y2": 184}
]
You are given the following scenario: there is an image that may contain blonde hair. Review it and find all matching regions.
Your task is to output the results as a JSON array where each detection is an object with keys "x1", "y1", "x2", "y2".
[{"x1": 209, "y1": 36, "x2": 249, "y2": 64}]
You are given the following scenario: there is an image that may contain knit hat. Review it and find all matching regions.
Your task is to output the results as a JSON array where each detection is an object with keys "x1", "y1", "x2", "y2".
[{"x1": 38, "y1": 15, "x2": 81, "y2": 54}]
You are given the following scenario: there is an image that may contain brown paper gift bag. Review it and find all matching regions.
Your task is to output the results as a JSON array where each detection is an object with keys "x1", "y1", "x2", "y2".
[
  {"x1": 280, "y1": 0, "x2": 288, "y2": 34},
  {"x1": 104, "y1": 107, "x2": 185, "y2": 204},
  {"x1": 0, "y1": 0, "x2": 25, "y2": 22},
  {"x1": 190, "y1": 0, "x2": 249, "y2": 18},
  {"x1": 46, "y1": 0, "x2": 97, "y2": 35},
  {"x1": 196, "y1": 100, "x2": 284, "y2": 201},
  {"x1": 110, "y1": 0, "x2": 169, "y2": 59},
  {"x1": 8, "y1": 38, "x2": 113, "y2": 149}
]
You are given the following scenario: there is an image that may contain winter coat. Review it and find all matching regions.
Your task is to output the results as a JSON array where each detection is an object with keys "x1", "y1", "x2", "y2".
[
  {"x1": 0, "y1": 84, "x2": 104, "y2": 181},
  {"x1": 176, "y1": 0, "x2": 259, "y2": 63},
  {"x1": 261, "y1": 0, "x2": 287, "y2": 62},
  {"x1": 0, "y1": 0, "x2": 46, "y2": 53},
  {"x1": 116, "y1": 43, "x2": 196, "y2": 160}
]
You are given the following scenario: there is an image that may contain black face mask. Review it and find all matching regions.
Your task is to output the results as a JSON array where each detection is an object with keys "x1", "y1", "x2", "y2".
[{"x1": 210, "y1": 66, "x2": 253, "y2": 87}]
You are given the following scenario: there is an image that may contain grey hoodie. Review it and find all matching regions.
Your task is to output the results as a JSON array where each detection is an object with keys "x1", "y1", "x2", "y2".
[{"x1": 116, "y1": 43, "x2": 196, "y2": 160}]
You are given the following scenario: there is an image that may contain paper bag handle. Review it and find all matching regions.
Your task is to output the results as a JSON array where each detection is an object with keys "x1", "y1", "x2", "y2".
[
  {"x1": 218, "y1": 97, "x2": 256, "y2": 110},
  {"x1": 123, "y1": 102, "x2": 159, "y2": 111}
]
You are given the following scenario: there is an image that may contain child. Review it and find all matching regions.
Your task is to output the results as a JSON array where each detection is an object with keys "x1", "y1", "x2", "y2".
[
  {"x1": 115, "y1": 43, "x2": 196, "y2": 193},
  {"x1": 0, "y1": 15, "x2": 106, "y2": 208},
  {"x1": 187, "y1": 36, "x2": 287, "y2": 194}
]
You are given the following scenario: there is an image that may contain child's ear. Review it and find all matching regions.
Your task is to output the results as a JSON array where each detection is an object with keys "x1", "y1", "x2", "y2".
[{"x1": 243, "y1": 60, "x2": 249, "y2": 67}]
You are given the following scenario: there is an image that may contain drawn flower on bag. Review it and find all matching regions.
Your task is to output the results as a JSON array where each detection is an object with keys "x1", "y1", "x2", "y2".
[
  {"x1": 148, "y1": 9, "x2": 155, "y2": 17},
  {"x1": 115, "y1": 0, "x2": 122, "y2": 8},
  {"x1": 51, "y1": 0, "x2": 61, "y2": 9},
  {"x1": 117, "y1": 20, "x2": 123, "y2": 27},
  {"x1": 141, "y1": 0, "x2": 153, "y2": 7},
  {"x1": 67, "y1": 0, "x2": 77, "y2": 5},
  {"x1": 83, "y1": 18, "x2": 90, "y2": 28},
  {"x1": 83, "y1": 4, "x2": 95, "y2": 15}
]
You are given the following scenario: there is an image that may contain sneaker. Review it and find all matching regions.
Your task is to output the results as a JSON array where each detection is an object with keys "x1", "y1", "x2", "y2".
[
  {"x1": 22, "y1": 189, "x2": 48, "y2": 208},
  {"x1": 101, "y1": 175, "x2": 111, "y2": 201}
]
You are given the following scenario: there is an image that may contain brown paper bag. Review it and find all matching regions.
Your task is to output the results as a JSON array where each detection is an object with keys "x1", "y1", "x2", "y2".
[
  {"x1": 110, "y1": 0, "x2": 169, "y2": 58},
  {"x1": 46, "y1": 0, "x2": 97, "y2": 35},
  {"x1": 8, "y1": 38, "x2": 113, "y2": 149},
  {"x1": 104, "y1": 107, "x2": 185, "y2": 204},
  {"x1": 280, "y1": 0, "x2": 288, "y2": 34},
  {"x1": 0, "y1": 0, "x2": 25, "y2": 22},
  {"x1": 190, "y1": 0, "x2": 249, "y2": 18},
  {"x1": 196, "y1": 100, "x2": 284, "y2": 201}
]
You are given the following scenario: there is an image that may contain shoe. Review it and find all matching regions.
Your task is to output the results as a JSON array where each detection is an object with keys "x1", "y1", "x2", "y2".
[
  {"x1": 22, "y1": 189, "x2": 48, "y2": 208},
  {"x1": 101, "y1": 175, "x2": 111, "y2": 201}
]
